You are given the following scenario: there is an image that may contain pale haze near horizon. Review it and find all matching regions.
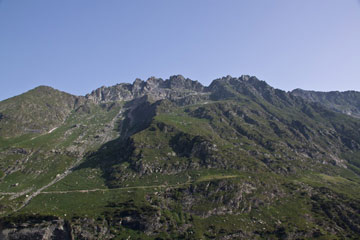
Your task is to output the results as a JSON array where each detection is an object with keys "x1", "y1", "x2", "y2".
[{"x1": 0, "y1": 0, "x2": 360, "y2": 101}]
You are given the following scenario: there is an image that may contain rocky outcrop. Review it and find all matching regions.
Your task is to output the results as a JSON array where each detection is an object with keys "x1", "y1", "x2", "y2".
[
  {"x1": 208, "y1": 75, "x2": 295, "y2": 108},
  {"x1": 86, "y1": 75, "x2": 206, "y2": 103},
  {"x1": 0, "y1": 216, "x2": 72, "y2": 240}
]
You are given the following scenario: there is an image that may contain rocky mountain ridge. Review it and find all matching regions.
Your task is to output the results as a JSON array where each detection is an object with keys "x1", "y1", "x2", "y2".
[
  {"x1": 85, "y1": 75, "x2": 206, "y2": 103},
  {"x1": 0, "y1": 74, "x2": 279, "y2": 137},
  {"x1": 1, "y1": 75, "x2": 360, "y2": 239},
  {"x1": 292, "y1": 88, "x2": 360, "y2": 118}
]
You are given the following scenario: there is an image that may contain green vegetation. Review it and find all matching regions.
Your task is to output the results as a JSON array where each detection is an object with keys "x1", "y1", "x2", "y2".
[{"x1": 1, "y1": 76, "x2": 360, "y2": 239}]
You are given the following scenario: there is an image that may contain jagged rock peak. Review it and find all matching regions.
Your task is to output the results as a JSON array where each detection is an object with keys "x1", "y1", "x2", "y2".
[
  {"x1": 166, "y1": 75, "x2": 204, "y2": 91},
  {"x1": 86, "y1": 75, "x2": 205, "y2": 103},
  {"x1": 213, "y1": 74, "x2": 261, "y2": 83},
  {"x1": 130, "y1": 75, "x2": 204, "y2": 90},
  {"x1": 209, "y1": 75, "x2": 269, "y2": 88}
]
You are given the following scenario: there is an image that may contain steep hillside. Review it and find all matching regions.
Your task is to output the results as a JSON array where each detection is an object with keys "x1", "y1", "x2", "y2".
[
  {"x1": 292, "y1": 89, "x2": 360, "y2": 118},
  {"x1": 1, "y1": 76, "x2": 360, "y2": 239}
]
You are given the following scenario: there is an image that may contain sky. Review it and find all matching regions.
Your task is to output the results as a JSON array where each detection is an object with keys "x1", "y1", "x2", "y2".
[{"x1": 1, "y1": 0, "x2": 360, "y2": 100}]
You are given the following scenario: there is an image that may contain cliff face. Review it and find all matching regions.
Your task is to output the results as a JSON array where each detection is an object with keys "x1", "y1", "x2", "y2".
[
  {"x1": 1, "y1": 75, "x2": 360, "y2": 239},
  {"x1": 0, "y1": 216, "x2": 72, "y2": 240},
  {"x1": 85, "y1": 75, "x2": 205, "y2": 103}
]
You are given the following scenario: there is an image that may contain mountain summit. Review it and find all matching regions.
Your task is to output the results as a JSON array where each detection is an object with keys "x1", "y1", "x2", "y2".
[{"x1": 86, "y1": 75, "x2": 205, "y2": 103}]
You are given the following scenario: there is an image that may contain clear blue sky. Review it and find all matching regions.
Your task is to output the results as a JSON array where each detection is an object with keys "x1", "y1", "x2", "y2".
[{"x1": 1, "y1": 0, "x2": 360, "y2": 100}]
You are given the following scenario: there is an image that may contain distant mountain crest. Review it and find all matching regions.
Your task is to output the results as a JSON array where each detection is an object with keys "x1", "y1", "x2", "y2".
[
  {"x1": 292, "y1": 88, "x2": 360, "y2": 118},
  {"x1": 2, "y1": 75, "x2": 359, "y2": 138}
]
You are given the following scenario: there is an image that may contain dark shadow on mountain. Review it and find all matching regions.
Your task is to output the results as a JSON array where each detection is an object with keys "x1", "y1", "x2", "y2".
[
  {"x1": 74, "y1": 136, "x2": 136, "y2": 187},
  {"x1": 73, "y1": 96, "x2": 159, "y2": 188},
  {"x1": 117, "y1": 96, "x2": 159, "y2": 139}
]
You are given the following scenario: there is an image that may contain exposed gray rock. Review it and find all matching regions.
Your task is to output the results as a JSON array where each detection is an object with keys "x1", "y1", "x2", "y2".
[
  {"x1": 0, "y1": 218, "x2": 71, "y2": 240},
  {"x1": 86, "y1": 75, "x2": 205, "y2": 103}
]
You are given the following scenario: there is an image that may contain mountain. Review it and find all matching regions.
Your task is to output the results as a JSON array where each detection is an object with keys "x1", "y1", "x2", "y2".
[
  {"x1": 292, "y1": 88, "x2": 360, "y2": 118},
  {"x1": 1, "y1": 75, "x2": 360, "y2": 239}
]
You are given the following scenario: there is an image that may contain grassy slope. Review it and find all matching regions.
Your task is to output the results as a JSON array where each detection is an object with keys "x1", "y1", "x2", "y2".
[
  {"x1": 0, "y1": 101, "x2": 123, "y2": 212},
  {"x1": 0, "y1": 86, "x2": 81, "y2": 137},
  {"x1": 4, "y1": 98, "x2": 359, "y2": 239}
]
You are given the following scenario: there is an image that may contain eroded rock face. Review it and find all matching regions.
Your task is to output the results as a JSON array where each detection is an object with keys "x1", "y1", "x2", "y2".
[
  {"x1": 85, "y1": 75, "x2": 206, "y2": 103},
  {"x1": 0, "y1": 218, "x2": 72, "y2": 240}
]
